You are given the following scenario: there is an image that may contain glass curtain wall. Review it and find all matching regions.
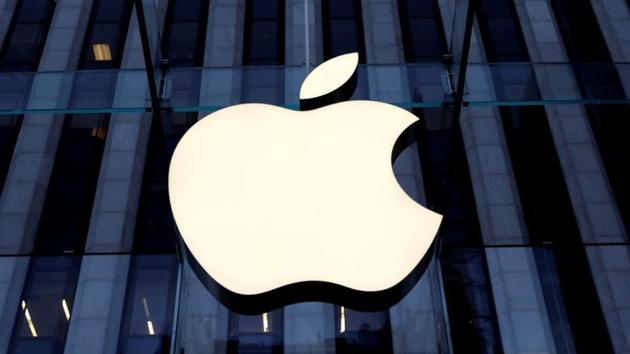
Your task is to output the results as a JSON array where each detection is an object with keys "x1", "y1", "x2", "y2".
[
  {"x1": 0, "y1": 0, "x2": 628, "y2": 354},
  {"x1": 0, "y1": 0, "x2": 57, "y2": 71}
]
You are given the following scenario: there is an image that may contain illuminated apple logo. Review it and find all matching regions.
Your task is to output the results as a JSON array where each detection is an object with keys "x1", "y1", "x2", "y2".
[{"x1": 168, "y1": 53, "x2": 442, "y2": 314}]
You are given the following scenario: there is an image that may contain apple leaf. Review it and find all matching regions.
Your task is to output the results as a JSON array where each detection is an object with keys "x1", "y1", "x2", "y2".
[{"x1": 299, "y1": 52, "x2": 359, "y2": 102}]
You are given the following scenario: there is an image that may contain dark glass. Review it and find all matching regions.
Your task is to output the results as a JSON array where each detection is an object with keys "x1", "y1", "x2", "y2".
[
  {"x1": 8, "y1": 257, "x2": 81, "y2": 354},
  {"x1": 500, "y1": 106, "x2": 615, "y2": 354},
  {"x1": 480, "y1": 0, "x2": 537, "y2": 105},
  {"x1": 327, "y1": 0, "x2": 357, "y2": 17},
  {"x1": 441, "y1": 248, "x2": 503, "y2": 354},
  {"x1": 585, "y1": 104, "x2": 630, "y2": 234},
  {"x1": 93, "y1": 0, "x2": 129, "y2": 22},
  {"x1": 476, "y1": 0, "x2": 529, "y2": 62},
  {"x1": 415, "y1": 109, "x2": 503, "y2": 353},
  {"x1": 162, "y1": 0, "x2": 209, "y2": 67},
  {"x1": 33, "y1": 115, "x2": 109, "y2": 255},
  {"x1": 133, "y1": 112, "x2": 196, "y2": 253},
  {"x1": 415, "y1": 109, "x2": 482, "y2": 248},
  {"x1": 547, "y1": 0, "x2": 630, "y2": 234},
  {"x1": 78, "y1": 0, "x2": 133, "y2": 69},
  {"x1": 488, "y1": 64, "x2": 539, "y2": 101},
  {"x1": 322, "y1": 0, "x2": 366, "y2": 62},
  {"x1": 499, "y1": 106, "x2": 577, "y2": 241},
  {"x1": 0, "y1": 0, "x2": 56, "y2": 71},
  {"x1": 398, "y1": 0, "x2": 447, "y2": 62},
  {"x1": 242, "y1": 68, "x2": 285, "y2": 104},
  {"x1": 227, "y1": 309, "x2": 284, "y2": 354},
  {"x1": 0, "y1": 115, "x2": 23, "y2": 197},
  {"x1": 547, "y1": 0, "x2": 626, "y2": 100},
  {"x1": 243, "y1": 0, "x2": 284, "y2": 65},
  {"x1": 334, "y1": 307, "x2": 393, "y2": 354},
  {"x1": 117, "y1": 255, "x2": 179, "y2": 354},
  {"x1": 548, "y1": 0, "x2": 610, "y2": 62},
  {"x1": 250, "y1": 0, "x2": 281, "y2": 19}
]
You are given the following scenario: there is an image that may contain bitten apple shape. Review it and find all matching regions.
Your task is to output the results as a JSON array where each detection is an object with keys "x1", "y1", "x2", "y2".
[{"x1": 168, "y1": 53, "x2": 442, "y2": 314}]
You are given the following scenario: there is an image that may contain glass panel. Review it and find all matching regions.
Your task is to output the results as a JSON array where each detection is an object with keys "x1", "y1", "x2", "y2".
[
  {"x1": 585, "y1": 104, "x2": 630, "y2": 234},
  {"x1": 79, "y1": 0, "x2": 134, "y2": 69},
  {"x1": 0, "y1": 24, "x2": 46, "y2": 70},
  {"x1": 8, "y1": 257, "x2": 81, "y2": 354},
  {"x1": 241, "y1": 67, "x2": 285, "y2": 104},
  {"x1": 322, "y1": 0, "x2": 365, "y2": 62},
  {"x1": 547, "y1": 0, "x2": 611, "y2": 62},
  {"x1": 415, "y1": 108, "x2": 482, "y2": 247},
  {"x1": 441, "y1": 248, "x2": 503, "y2": 354},
  {"x1": 476, "y1": 0, "x2": 529, "y2": 62},
  {"x1": 162, "y1": 0, "x2": 209, "y2": 67},
  {"x1": 499, "y1": 106, "x2": 574, "y2": 242},
  {"x1": 546, "y1": 0, "x2": 630, "y2": 234},
  {"x1": 499, "y1": 104, "x2": 614, "y2": 353},
  {"x1": 536, "y1": 244, "x2": 615, "y2": 354},
  {"x1": 0, "y1": 115, "x2": 22, "y2": 197},
  {"x1": 243, "y1": 0, "x2": 284, "y2": 65},
  {"x1": 94, "y1": 0, "x2": 130, "y2": 22},
  {"x1": 0, "y1": 0, "x2": 56, "y2": 71},
  {"x1": 165, "y1": 22, "x2": 201, "y2": 65},
  {"x1": 0, "y1": 72, "x2": 33, "y2": 111},
  {"x1": 117, "y1": 255, "x2": 179, "y2": 353},
  {"x1": 335, "y1": 308, "x2": 394, "y2": 354},
  {"x1": 250, "y1": 0, "x2": 281, "y2": 19},
  {"x1": 133, "y1": 112, "x2": 196, "y2": 253},
  {"x1": 413, "y1": 107, "x2": 503, "y2": 353},
  {"x1": 227, "y1": 309, "x2": 284, "y2": 354},
  {"x1": 0, "y1": 64, "x2": 629, "y2": 116},
  {"x1": 33, "y1": 114, "x2": 110, "y2": 256},
  {"x1": 171, "y1": 0, "x2": 204, "y2": 21},
  {"x1": 398, "y1": 0, "x2": 447, "y2": 63}
]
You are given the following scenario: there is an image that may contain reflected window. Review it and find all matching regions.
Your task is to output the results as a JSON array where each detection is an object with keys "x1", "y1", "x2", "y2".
[
  {"x1": 242, "y1": 69, "x2": 285, "y2": 104},
  {"x1": 8, "y1": 257, "x2": 80, "y2": 354},
  {"x1": 415, "y1": 109, "x2": 503, "y2": 353},
  {"x1": 322, "y1": 0, "x2": 366, "y2": 62},
  {"x1": 162, "y1": 0, "x2": 209, "y2": 67},
  {"x1": 476, "y1": 0, "x2": 529, "y2": 62},
  {"x1": 335, "y1": 307, "x2": 393, "y2": 354},
  {"x1": 0, "y1": 0, "x2": 56, "y2": 71},
  {"x1": 547, "y1": 0, "x2": 626, "y2": 99},
  {"x1": 415, "y1": 109, "x2": 481, "y2": 247},
  {"x1": 34, "y1": 115, "x2": 109, "y2": 255},
  {"x1": 501, "y1": 105, "x2": 615, "y2": 354},
  {"x1": 243, "y1": 0, "x2": 285, "y2": 65},
  {"x1": 441, "y1": 248, "x2": 503, "y2": 354},
  {"x1": 476, "y1": 0, "x2": 540, "y2": 101},
  {"x1": 548, "y1": 0, "x2": 630, "y2": 232},
  {"x1": 78, "y1": 0, "x2": 133, "y2": 69},
  {"x1": 585, "y1": 104, "x2": 630, "y2": 234},
  {"x1": 227, "y1": 309, "x2": 284, "y2": 354},
  {"x1": 500, "y1": 106, "x2": 578, "y2": 243},
  {"x1": 118, "y1": 255, "x2": 179, "y2": 353},
  {"x1": 548, "y1": 0, "x2": 611, "y2": 62},
  {"x1": 0, "y1": 115, "x2": 23, "y2": 197},
  {"x1": 133, "y1": 112, "x2": 196, "y2": 253},
  {"x1": 398, "y1": 0, "x2": 447, "y2": 62}
]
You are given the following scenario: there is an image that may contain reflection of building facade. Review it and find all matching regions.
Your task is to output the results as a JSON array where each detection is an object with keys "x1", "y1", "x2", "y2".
[{"x1": 0, "y1": 0, "x2": 628, "y2": 353}]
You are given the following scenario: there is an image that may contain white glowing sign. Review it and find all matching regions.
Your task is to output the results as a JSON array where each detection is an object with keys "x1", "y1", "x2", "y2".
[{"x1": 168, "y1": 53, "x2": 442, "y2": 312}]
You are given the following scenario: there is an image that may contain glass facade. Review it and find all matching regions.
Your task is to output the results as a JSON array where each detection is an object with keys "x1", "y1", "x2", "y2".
[{"x1": 0, "y1": 0, "x2": 629, "y2": 354}]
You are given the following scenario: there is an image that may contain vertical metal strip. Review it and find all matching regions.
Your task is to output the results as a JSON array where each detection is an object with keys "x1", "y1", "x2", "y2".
[
  {"x1": 133, "y1": 0, "x2": 161, "y2": 121},
  {"x1": 304, "y1": 0, "x2": 311, "y2": 73},
  {"x1": 169, "y1": 249, "x2": 184, "y2": 354},
  {"x1": 451, "y1": 0, "x2": 478, "y2": 126}
]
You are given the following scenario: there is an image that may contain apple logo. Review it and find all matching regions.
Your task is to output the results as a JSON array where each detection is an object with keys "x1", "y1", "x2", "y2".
[{"x1": 168, "y1": 52, "x2": 443, "y2": 314}]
